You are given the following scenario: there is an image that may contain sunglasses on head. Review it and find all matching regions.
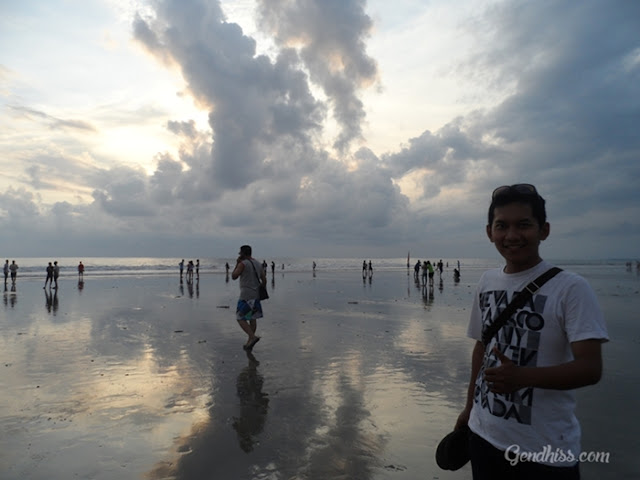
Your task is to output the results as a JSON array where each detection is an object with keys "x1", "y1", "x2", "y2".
[{"x1": 492, "y1": 184, "x2": 539, "y2": 199}]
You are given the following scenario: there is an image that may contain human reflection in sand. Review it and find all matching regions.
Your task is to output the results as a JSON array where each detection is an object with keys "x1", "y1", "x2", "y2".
[
  {"x1": 4, "y1": 282, "x2": 17, "y2": 308},
  {"x1": 44, "y1": 287, "x2": 59, "y2": 315},
  {"x1": 232, "y1": 351, "x2": 269, "y2": 452}
]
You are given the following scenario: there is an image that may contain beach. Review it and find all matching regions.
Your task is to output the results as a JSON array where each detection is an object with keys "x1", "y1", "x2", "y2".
[{"x1": 1, "y1": 260, "x2": 638, "y2": 479}]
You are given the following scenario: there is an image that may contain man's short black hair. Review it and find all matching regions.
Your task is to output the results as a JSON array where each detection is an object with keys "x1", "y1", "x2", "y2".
[
  {"x1": 240, "y1": 245, "x2": 252, "y2": 256},
  {"x1": 488, "y1": 189, "x2": 547, "y2": 227}
]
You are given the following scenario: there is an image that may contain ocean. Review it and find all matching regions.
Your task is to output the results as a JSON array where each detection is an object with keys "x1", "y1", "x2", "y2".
[{"x1": 3, "y1": 256, "x2": 634, "y2": 279}]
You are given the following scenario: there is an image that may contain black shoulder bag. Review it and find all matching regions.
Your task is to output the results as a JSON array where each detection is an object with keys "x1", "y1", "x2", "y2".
[{"x1": 248, "y1": 260, "x2": 269, "y2": 300}]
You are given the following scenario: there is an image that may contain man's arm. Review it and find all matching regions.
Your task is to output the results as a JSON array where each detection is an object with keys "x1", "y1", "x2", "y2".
[
  {"x1": 231, "y1": 258, "x2": 244, "y2": 280},
  {"x1": 484, "y1": 339, "x2": 603, "y2": 393},
  {"x1": 455, "y1": 340, "x2": 484, "y2": 429}
]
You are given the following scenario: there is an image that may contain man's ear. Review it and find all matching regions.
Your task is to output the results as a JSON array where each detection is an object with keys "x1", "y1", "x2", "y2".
[
  {"x1": 540, "y1": 222, "x2": 550, "y2": 241},
  {"x1": 486, "y1": 224, "x2": 494, "y2": 243}
]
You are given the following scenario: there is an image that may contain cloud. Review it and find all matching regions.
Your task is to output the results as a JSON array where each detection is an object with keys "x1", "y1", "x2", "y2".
[
  {"x1": 1, "y1": 0, "x2": 638, "y2": 259},
  {"x1": 8, "y1": 105, "x2": 96, "y2": 132},
  {"x1": 256, "y1": 0, "x2": 378, "y2": 152},
  {"x1": 133, "y1": 0, "x2": 326, "y2": 196}
]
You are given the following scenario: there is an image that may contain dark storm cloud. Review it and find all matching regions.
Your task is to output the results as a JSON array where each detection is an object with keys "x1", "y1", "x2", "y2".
[
  {"x1": 461, "y1": 0, "x2": 640, "y2": 241},
  {"x1": 257, "y1": 0, "x2": 378, "y2": 152},
  {"x1": 100, "y1": 0, "x2": 640, "y2": 257},
  {"x1": 91, "y1": 166, "x2": 155, "y2": 217},
  {"x1": 133, "y1": 0, "x2": 325, "y2": 193},
  {"x1": 3, "y1": 0, "x2": 638, "y2": 258}
]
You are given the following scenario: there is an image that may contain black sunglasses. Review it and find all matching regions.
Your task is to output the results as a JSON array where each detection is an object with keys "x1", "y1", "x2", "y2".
[{"x1": 492, "y1": 184, "x2": 539, "y2": 199}]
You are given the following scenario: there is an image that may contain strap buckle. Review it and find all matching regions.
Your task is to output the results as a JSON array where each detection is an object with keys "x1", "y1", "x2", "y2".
[{"x1": 525, "y1": 281, "x2": 540, "y2": 295}]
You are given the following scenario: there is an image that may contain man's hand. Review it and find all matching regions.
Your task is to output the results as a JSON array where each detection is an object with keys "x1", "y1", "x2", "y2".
[
  {"x1": 454, "y1": 407, "x2": 471, "y2": 430},
  {"x1": 483, "y1": 346, "x2": 522, "y2": 394}
]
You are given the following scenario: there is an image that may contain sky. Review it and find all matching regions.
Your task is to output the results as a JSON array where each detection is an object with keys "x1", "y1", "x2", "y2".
[{"x1": 1, "y1": 0, "x2": 639, "y2": 260}]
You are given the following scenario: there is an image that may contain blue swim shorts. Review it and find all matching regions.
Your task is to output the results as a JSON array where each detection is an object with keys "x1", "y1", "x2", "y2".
[{"x1": 236, "y1": 299, "x2": 263, "y2": 322}]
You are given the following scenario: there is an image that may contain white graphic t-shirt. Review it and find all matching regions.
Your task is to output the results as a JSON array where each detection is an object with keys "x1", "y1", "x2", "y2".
[{"x1": 467, "y1": 261, "x2": 608, "y2": 466}]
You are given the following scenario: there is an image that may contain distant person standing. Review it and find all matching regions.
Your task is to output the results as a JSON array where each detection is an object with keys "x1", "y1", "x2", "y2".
[
  {"x1": 225, "y1": 262, "x2": 230, "y2": 275},
  {"x1": 3, "y1": 260, "x2": 8, "y2": 284},
  {"x1": 78, "y1": 261, "x2": 84, "y2": 279},
  {"x1": 425, "y1": 260, "x2": 435, "y2": 285},
  {"x1": 196, "y1": 259, "x2": 200, "y2": 278},
  {"x1": 44, "y1": 262, "x2": 54, "y2": 289},
  {"x1": 232, "y1": 245, "x2": 266, "y2": 351},
  {"x1": 53, "y1": 261, "x2": 60, "y2": 289},
  {"x1": 9, "y1": 260, "x2": 18, "y2": 283},
  {"x1": 271, "y1": 261, "x2": 275, "y2": 275},
  {"x1": 179, "y1": 259, "x2": 185, "y2": 278},
  {"x1": 186, "y1": 260, "x2": 194, "y2": 282}
]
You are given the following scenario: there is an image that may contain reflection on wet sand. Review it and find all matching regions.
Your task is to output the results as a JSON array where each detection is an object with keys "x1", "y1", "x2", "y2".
[
  {"x1": 148, "y1": 347, "x2": 387, "y2": 480},
  {"x1": 44, "y1": 288, "x2": 59, "y2": 315},
  {"x1": 233, "y1": 351, "x2": 269, "y2": 452},
  {"x1": 300, "y1": 364, "x2": 386, "y2": 479},
  {"x1": 2, "y1": 270, "x2": 630, "y2": 480}
]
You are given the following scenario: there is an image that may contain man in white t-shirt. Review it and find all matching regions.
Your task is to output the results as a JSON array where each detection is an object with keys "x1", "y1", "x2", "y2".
[{"x1": 455, "y1": 184, "x2": 608, "y2": 479}]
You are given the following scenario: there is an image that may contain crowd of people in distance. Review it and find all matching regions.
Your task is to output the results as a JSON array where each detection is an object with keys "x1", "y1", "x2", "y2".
[
  {"x1": 412, "y1": 258, "x2": 461, "y2": 285},
  {"x1": 179, "y1": 259, "x2": 200, "y2": 283}
]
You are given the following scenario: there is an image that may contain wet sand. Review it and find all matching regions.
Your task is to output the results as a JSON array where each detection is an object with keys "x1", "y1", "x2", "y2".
[{"x1": 1, "y1": 268, "x2": 638, "y2": 479}]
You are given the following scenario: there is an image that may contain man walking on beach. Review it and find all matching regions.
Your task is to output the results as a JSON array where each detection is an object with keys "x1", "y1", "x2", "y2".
[
  {"x1": 232, "y1": 245, "x2": 266, "y2": 351},
  {"x1": 455, "y1": 184, "x2": 608, "y2": 478},
  {"x1": 4, "y1": 259, "x2": 10, "y2": 284}
]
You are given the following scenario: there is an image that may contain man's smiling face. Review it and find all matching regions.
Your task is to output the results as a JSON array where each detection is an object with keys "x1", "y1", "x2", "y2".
[{"x1": 487, "y1": 202, "x2": 550, "y2": 274}]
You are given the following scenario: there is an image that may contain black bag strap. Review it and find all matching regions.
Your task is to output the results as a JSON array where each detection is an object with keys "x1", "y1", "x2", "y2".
[{"x1": 481, "y1": 267, "x2": 562, "y2": 346}]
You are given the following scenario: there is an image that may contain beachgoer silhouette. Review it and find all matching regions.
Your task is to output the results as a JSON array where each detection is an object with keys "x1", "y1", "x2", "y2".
[
  {"x1": 186, "y1": 260, "x2": 194, "y2": 283},
  {"x1": 9, "y1": 260, "x2": 18, "y2": 284},
  {"x1": 44, "y1": 262, "x2": 54, "y2": 289},
  {"x1": 53, "y1": 261, "x2": 60, "y2": 289}
]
